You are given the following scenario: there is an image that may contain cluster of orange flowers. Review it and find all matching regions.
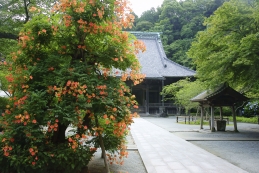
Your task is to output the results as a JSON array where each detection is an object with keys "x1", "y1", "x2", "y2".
[
  {"x1": 47, "y1": 119, "x2": 59, "y2": 132},
  {"x1": 13, "y1": 95, "x2": 28, "y2": 108},
  {"x1": 13, "y1": 111, "x2": 37, "y2": 126},
  {"x1": 92, "y1": 126, "x2": 104, "y2": 136},
  {"x1": 29, "y1": 147, "x2": 39, "y2": 165},
  {"x1": 96, "y1": 85, "x2": 108, "y2": 96},
  {"x1": 133, "y1": 40, "x2": 146, "y2": 54},
  {"x1": 2, "y1": 145, "x2": 12, "y2": 157},
  {"x1": 5, "y1": 74, "x2": 14, "y2": 83},
  {"x1": 130, "y1": 71, "x2": 146, "y2": 85},
  {"x1": 63, "y1": 14, "x2": 72, "y2": 27},
  {"x1": 1, "y1": 137, "x2": 15, "y2": 157},
  {"x1": 74, "y1": 2, "x2": 87, "y2": 13},
  {"x1": 18, "y1": 33, "x2": 31, "y2": 48},
  {"x1": 113, "y1": 121, "x2": 128, "y2": 137},
  {"x1": 47, "y1": 81, "x2": 88, "y2": 102},
  {"x1": 106, "y1": 143, "x2": 128, "y2": 165},
  {"x1": 68, "y1": 136, "x2": 79, "y2": 150}
]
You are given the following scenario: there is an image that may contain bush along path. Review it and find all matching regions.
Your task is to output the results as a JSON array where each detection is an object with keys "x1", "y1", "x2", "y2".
[{"x1": 0, "y1": 0, "x2": 146, "y2": 172}]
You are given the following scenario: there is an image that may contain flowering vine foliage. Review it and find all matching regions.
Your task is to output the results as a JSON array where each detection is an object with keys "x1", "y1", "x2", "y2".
[{"x1": 0, "y1": 0, "x2": 146, "y2": 172}]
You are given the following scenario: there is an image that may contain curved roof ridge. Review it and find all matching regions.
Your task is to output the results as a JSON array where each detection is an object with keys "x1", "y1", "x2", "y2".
[
  {"x1": 129, "y1": 31, "x2": 195, "y2": 78},
  {"x1": 129, "y1": 31, "x2": 195, "y2": 73},
  {"x1": 129, "y1": 31, "x2": 162, "y2": 40},
  {"x1": 163, "y1": 57, "x2": 196, "y2": 73},
  {"x1": 205, "y1": 83, "x2": 228, "y2": 99},
  {"x1": 155, "y1": 37, "x2": 167, "y2": 68}
]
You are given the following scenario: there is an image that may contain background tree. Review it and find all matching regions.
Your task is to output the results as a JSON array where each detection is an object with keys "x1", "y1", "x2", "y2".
[
  {"x1": 161, "y1": 79, "x2": 205, "y2": 113},
  {"x1": 134, "y1": 0, "x2": 227, "y2": 69},
  {"x1": 137, "y1": 7, "x2": 160, "y2": 24},
  {"x1": 132, "y1": 7, "x2": 161, "y2": 31},
  {"x1": 0, "y1": 0, "x2": 145, "y2": 173},
  {"x1": 0, "y1": 0, "x2": 56, "y2": 49},
  {"x1": 135, "y1": 21, "x2": 154, "y2": 31},
  {"x1": 0, "y1": 0, "x2": 56, "y2": 94},
  {"x1": 188, "y1": 0, "x2": 259, "y2": 96}
]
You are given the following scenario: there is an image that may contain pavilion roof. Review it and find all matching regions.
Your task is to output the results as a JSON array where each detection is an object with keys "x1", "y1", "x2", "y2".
[
  {"x1": 130, "y1": 32, "x2": 195, "y2": 79},
  {"x1": 191, "y1": 83, "x2": 249, "y2": 107}
]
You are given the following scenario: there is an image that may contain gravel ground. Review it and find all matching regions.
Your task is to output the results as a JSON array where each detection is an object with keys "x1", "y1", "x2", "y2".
[
  {"x1": 190, "y1": 141, "x2": 259, "y2": 173},
  {"x1": 88, "y1": 132, "x2": 147, "y2": 173},
  {"x1": 143, "y1": 116, "x2": 259, "y2": 173},
  {"x1": 88, "y1": 149, "x2": 146, "y2": 173}
]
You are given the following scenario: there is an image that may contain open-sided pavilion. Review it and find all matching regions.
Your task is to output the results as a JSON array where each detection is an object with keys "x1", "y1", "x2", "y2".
[{"x1": 191, "y1": 83, "x2": 249, "y2": 132}]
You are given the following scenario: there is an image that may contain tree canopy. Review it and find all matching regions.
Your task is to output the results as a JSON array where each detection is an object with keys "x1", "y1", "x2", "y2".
[
  {"x1": 134, "y1": 0, "x2": 227, "y2": 69},
  {"x1": 0, "y1": 0, "x2": 58, "y2": 94},
  {"x1": 188, "y1": 0, "x2": 259, "y2": 96},
  {"x1": 161, "y1": 79, "x2": 205, "y2": 112}
]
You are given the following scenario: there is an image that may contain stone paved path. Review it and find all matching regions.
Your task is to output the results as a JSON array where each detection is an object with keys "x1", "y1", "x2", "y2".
[{"x1": 131, "y1": 117, "x2": 248, "y2": 173}]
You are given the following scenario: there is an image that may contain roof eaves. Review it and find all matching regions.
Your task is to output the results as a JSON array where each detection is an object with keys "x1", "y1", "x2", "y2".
[
  {"x1": 145, "y1": 77, "x2": 165, "y2": 80},
  {"x1": 164, "y1": 58, "x2": 196, "y2": 74},
  {"x1": 190, "y1": 90, "x2": 209, "y2": 102}
]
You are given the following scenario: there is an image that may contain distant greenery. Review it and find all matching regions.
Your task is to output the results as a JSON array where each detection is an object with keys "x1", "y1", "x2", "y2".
[
  {"x1": 137, "y1": 0, "x2": 259, "y2": 118},
  {"x1": 177, "y1": 116, "x2": 258, "y2": 124},
  {"x1": 134, "y1": 0, "x2": 227, "y2": 69},
  {"x1": 188, "y1": 0, "x2": 259, "y2": 96},
  {"x1": 161, "y1": 79, "x2": 206, "y2": 114},
  {"x1": 229, "y1": 116, "x2": 258, "y2": 124}
]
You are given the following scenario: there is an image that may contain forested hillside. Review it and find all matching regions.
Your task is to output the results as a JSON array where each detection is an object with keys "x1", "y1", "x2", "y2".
[{"x1": 131, "y1": 0, "x2": 227, "y2": 69}]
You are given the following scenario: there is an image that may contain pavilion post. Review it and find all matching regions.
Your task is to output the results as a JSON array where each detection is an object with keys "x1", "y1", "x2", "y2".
[
  {"x1": 200, "y1": 105, "x2": 204, "y2": 129},
  {"x1": 211, "y1": 106, "x2": 216, "y2": 132},
  {"x1": 220, "y1": 107, "x2": 223, "y2": 120},
  {"x1": 231, "y1": 105, "x2": 238, "y2": 132}
]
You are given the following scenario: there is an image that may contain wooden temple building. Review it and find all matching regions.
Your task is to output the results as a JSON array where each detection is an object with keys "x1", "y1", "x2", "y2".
[
  {"x1": 191, "y1": 83, "x2": 249, "y2": 132},
  {"x1": 129, "y1": 32, "x2": 195, "y2": 115}
]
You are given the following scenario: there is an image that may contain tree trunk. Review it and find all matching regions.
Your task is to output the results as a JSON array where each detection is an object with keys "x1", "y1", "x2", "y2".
[
  {"x1": 0, "y1": 32, "x2": 18, "y2": 40},
  {"x1": 94, "y1": 117, "x2": 110, "y2": 173},
  {"x1": 51, "y1": 123, "x2": 68, "y2": 144}
]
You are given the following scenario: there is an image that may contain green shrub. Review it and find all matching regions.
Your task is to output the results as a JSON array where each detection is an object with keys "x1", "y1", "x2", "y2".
[{"x1": 229, "y1": 116, "x2": 258, "y2": 124}]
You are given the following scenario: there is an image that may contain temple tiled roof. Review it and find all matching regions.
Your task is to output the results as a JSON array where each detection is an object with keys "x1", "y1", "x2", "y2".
[{"x1": 130, "y1": 32, "x2": 196, "y2": 79}]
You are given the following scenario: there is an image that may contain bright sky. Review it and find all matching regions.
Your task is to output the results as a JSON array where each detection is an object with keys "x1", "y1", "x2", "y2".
[{"x1": 129, "y1": 0, "x2": 164, "y2": 17}]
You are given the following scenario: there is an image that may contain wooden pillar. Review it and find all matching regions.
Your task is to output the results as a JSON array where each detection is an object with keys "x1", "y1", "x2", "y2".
[
  {"x1": 211, "y1": 106, "x2": 216, "y2": 132},
  {"x1": 220, "y1": 107, "x2": 223, "y2": 120},
  {"x1": 162, "y1": 80, "x2": 164, "y2": 108},
  {"x1": 159, "y1": 86, "x2": 161, "y2": 105},
  {"x1": 200, "y1": 105, "x2": 204, "y2": 130},
  {"x1": 231, "y1": 105, "x2": 238, "y2": 132},
  {"x1": 142, "y1": 88, "x2": 145, "y2": 108},
  {"x1": 145, "y1": 83, "x2": 149, "y2": 115}
]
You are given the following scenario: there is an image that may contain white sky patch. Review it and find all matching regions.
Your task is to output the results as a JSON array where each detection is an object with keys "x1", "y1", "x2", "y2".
[{"x1": 128, "y1": 0, "x2": 164, "y2": 17}]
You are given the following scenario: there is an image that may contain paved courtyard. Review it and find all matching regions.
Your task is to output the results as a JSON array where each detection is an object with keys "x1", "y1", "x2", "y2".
[
  {"x1": 141, "y1": 116, "x2": 259, "y2": 173},
  {"x1": 88, "y1": 116, "x2": 259, "y2": 173}
]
